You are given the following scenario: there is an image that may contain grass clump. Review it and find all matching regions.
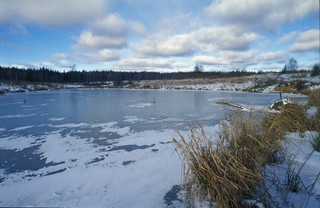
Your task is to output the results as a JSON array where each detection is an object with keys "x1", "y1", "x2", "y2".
[
  {"x1": 174, "y1": 112, "x2": 282, "y2": 207},
  {"x1": 263, "y1": 103, "x2": 313, "y2": 133},
  {"x1": 308, "y1": 89, "x2": 320, "y2": 110}
]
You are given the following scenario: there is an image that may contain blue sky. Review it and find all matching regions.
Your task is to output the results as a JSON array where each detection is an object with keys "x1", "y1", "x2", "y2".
[{"x1": 0, "y1": 0, "x2": 319, "y2": 72}]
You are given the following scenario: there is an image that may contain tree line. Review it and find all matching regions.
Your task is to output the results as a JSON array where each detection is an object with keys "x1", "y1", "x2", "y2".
[{"x1": 0, "y1": 66, "x2": 255, "y2": 83}]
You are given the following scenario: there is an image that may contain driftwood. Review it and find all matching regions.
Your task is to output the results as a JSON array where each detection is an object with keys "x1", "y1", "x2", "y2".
[{"x1": 216, "y1": 102, "x2": 246, "y2": 110}]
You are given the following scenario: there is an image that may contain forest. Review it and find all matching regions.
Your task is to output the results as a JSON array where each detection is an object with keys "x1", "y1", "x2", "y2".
[{"x1": 0, "y1": 66, "x2": 256, "y2": 84}]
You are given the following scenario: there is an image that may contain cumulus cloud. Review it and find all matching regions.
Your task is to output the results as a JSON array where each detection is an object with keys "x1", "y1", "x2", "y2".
[
  {"x1": 91, "y1": 14, "x2": 126, "y2": 36},
  {"x1": 289, "y1": 29, "x2": 320, "y2": 52},
  {"x1": 258, "y1": 51, "x2": 287, "y2": 64},
  {"x1": 134, "y1": 34, "x2": 196, "y2": 57},
  {"x1": 193, "y1": 55, "x2": 229, "y2": 65},
  {"x1": 134, "y1": 26, "x2": 259, "y2": 58},
  {"x1": 75, "y1": 31, "x2": 127, "y2": 49},
  {"x1": 115, "y1": 58, "x2": 173, "y2": 70},
  {"x1": 194, "y1": 26, "x2": 259, "y2": 51},
  {"x1": 193, "y1": 50, "x2": 287, "y2": 68},
  {"x1": 205, "y1": 0, "x2": 318, "y2": 31},
  {"x1": 0, "y1": 0, "x2": 107, "y2": 27},
  {"x1": 82, "y1": 49, "x2": 120, "y2": 63}
]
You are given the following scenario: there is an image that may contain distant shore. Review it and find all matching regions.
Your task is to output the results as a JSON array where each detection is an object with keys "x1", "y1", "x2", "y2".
[{"x1": 1, "y1": 72, "x2": 319, "y2": 95}]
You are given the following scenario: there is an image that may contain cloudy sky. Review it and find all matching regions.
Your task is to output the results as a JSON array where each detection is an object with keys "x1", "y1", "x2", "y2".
[{"x1": 0, "y1": 0, "x2": 319, "y2": 72}]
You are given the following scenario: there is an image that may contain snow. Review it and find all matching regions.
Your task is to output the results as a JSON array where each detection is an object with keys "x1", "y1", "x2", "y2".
[
  {"x1": 0, "y1": 113, "x2": 37, "y2": 119},
  {"x1": 48, "y1": 117, "x2": 66, "y2": 121},
  {"x1": 128, "y1": 102, "x2": 154, "y2": 108},
  {"x1": 264, "y1": 132, "x2": 320, "y2": 208},
  {"x1": 0, "y1": 128, "x2": 179, "y2": 206},
  {"x1": 10, "y1": 125, "x2": 34, "y2": 131},
  {"x1": 0, "y1": 120, "x2": 221, "y2": 207}
]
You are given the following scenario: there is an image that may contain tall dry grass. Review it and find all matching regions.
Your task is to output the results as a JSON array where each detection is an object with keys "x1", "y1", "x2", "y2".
[
  {"x1": 263, "y1": 103, "x2": 313, "y2": 133},
  {"x1": 174, "y1": 112, "x2": 283, "y2": 207},
  {"x1": 174, "y1": 90, "x2": 319, "y2": 207}
]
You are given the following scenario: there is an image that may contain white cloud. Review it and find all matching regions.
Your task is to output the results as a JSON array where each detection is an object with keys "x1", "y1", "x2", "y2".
[
  {"x1": 82, "y1": 49, "x2": 120, "y2": 63},
  {"x1": 75, "y1": 31, "x2": 126, "y2": 49},
  {"x1": 289, "y1": 29, "x2": 320, "y2": 52},
  {"x1": 258, "y1": 51, "x2": 287, "y2": 64},
  {"x1": 193, "y1": 50, "x2": 287, "y2": 67},
  {"x1": 51, "y1": 53, "x2": 73, "y2": 68},
  {"x1": 134, "y1": 25, "x2": 259, "y2": 58},
  {"x1": 205, "y1": 0, "x2": 318, "y2": 31},
  {"x1": 134, "y1": 34, "x2": 195, "y2": 57},
  {"x1": 92, "y1": 14, "x2": 126, "y2": 36},
  {"x1": 115, "y1": 58, "x2": 173, "y2": 70},
  {"x1": 0, "y1": 0, "x2": 107, "y2": 27},
  {"x1": 193, "y1": 55, "x2": 229, "y2": 65},
  {"x1": 194, "y1": 26, "x2": 259, "y2": 51}
]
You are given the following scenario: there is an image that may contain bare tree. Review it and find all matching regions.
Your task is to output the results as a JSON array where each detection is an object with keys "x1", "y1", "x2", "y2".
[
  {"x1": 283, "y1": 58, "x2": 298, "y2": 72},
  {"x1": 194, "y1": 64, "x2": 204, "y2": 73}
]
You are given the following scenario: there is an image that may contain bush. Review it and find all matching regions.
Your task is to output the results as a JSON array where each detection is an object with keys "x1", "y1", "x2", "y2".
[
  {"x1": 263, "y1": 103, "x2": 312, "y2": 133},
  {"x1": 311, "y1": 63, "x2": 320, "y2": 76}
]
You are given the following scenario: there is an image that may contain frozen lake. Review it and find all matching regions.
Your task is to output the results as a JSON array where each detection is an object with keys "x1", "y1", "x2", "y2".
[{"x1": 0, "y1": 89, "x2": 303, "y2": 207}]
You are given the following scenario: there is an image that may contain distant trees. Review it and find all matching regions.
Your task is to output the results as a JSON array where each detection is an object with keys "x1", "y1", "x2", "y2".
[
  {"x1": 311, "y1": 63, "x2": 320, "y2": 76},
  {"x1": 0, "y1": 66, "x2": 255, "y2": 83},
  {"x1": 194, "y1": 64, "x2": 204, "y2": 73},
  {"x1": 282, "y1": 58, "x2": 298, "y2": 72}
]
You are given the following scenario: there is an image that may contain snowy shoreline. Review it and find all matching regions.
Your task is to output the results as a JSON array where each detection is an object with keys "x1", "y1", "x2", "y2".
[{"x1": 1, "y1": 73, "x2": 319, "y2": 95}]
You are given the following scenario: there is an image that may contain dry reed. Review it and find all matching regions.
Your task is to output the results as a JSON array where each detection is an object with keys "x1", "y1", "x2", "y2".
[{"x1": 174, "y1": 111, "x2": 282, "y2": 207}]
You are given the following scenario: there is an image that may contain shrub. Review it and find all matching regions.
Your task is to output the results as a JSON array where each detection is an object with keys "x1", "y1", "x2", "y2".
[
  {"x1": 308, "y1": 89, "x2": 320, "y2": 110},
  {"x1": 311, "y1": 63, "x2": 320, "y2": 76},
  {"x1": 263, "y1": 103, "x2": 312, "y2": 133}
]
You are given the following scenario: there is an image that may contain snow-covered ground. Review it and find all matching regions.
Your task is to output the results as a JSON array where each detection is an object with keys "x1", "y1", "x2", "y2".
[{"x1": 264, "y1": 132, "x2": 320, "y2": 207}]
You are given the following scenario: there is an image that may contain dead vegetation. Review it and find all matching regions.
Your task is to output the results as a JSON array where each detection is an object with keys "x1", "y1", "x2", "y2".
[
  {"x1": 174, "y1": 90, "x2": 320, "y2": 207},
  {"x1": 174, "y1": 112, "x2": 283, "y2": 207}
]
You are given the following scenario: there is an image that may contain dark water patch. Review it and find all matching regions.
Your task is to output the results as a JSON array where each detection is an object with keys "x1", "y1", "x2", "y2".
[
  {"x1": 0, "y1": 177, "x2": 5, "y2": 183},
  {"x1": 122, "y1": 160, "x2": 135, "y2": 166},
  {"x1": 92, "y1": 138, "x2": 119, "y2": 147},
  {"x1": 160, "y1": 141, "x2": 172, "y2": 144},
  {"x1": 109, "y1": 144, "x2": 155, "y2": 152},
  {"x1": 0, "y1": 146, "x2": 65, "y2": 174},
  {"x1": 164, "y1": 185, "x2": 182, "y2": 207},
  {"x1": 152, "y1": 149, "x2": 159, "y2": 152},
  {"x1": 44, "y1": 168, "x2": 67, "y2": 176},
  {"x1": 86, "y1": 157, "x2": 105, "y2": 165}
]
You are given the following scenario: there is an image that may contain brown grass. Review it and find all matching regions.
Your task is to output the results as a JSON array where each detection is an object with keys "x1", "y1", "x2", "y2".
[
  {"x1": 174, "y1": 112, "x2": 282, "y2": 207},
  {"x1": 263, "y1": 103, "x2": 312, "y2": 133},
  {"x1": 308, "y1": 89, "x2": 320, "y2": 110}
]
